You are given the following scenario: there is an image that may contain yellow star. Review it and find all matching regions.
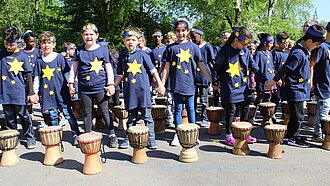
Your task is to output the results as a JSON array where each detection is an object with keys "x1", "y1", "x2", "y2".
[
  {"x1": 299, "y1": 78, "x2": 304, "y2": 83},
  {"x1": 172, "y1": 61, "x2": 176, "y2": 66},
  {"x1": 308, "y1": 79, "x2": 311, "y2": 84},
  {"x1": 177, "y1": 65, "x2": 182, "y2": 70},
  {"x1": 57, "y1": 67, "x2": 61, "y2": 72},
  {"x1": 197, "y1": 67, "x2": 200, "y2": 72},
  {"x1": 127, "y1": 60, "x2": 142, "y2": 76},
  {"x1": 44, "y1": 84, "x2": 48, "y2": 89},
  {"x1": 11, "y1": 80, "x2": 16, "y2": 85},
  {"x1": 184, "y1": 70, "x2": 189, "y2": 74},
  {"x1": 131, "y1": 78, "x2": 137, "y2": 84},
  {"x1": 90, "y1": 57, "x2": 104, "y2": 75},
  {"x1": 234, "y1": 82, "x2": 239, "y2": 88},
  {"x1": 42, "y1": 65, "x2": 55, "y2": 81},
  {"x1": 267, "y1": 68, "x2": 273, "y2": 74},
  {"x1": 226, "y1": 61, "x2": 242, "y2": 77},
  {"x1": 282, "y1": 62, "x2": 285, "y2": 65},
  {"x1": 267, "y1": 60, "x2": 270, "y2": 64},
  {"x1": 86, "y1": 75, "x2": 91, "y2": 81},
  {"x1": 243, "y1": 78, "x2": 247, "y2": 82},
  {"x1": 158, "y1": 54, "x2": 162, "y2": 58},
  {"x1": 176, "y1": 48, "x2": 192, "y2": 63},
  {"x1": 49, "y1": 90, "x2": 54, "y2": 95},
  {"x1": 7, "y1": 58, "x2": 24, "y2": 76},
  {"x1": 125, "y1": 77, "x2": 128, "y2": 82},
  {"x1": 2, "y1": 76, "x2": 6, "y2": 80}
]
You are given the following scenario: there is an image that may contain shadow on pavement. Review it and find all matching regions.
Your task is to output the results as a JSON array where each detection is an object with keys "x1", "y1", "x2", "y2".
[
  {"x1": 147, "y1": 149, "x2": 178, "y2": 161},
  {"x1": 20, "y1": 151, "x2": 44, "y2": 164},
  {"x1": 102, "y1": 151, "x2": 131, "y2": 162},
  {"x1": 55, "y1": 159, "x2": 83, "y2": 172}
]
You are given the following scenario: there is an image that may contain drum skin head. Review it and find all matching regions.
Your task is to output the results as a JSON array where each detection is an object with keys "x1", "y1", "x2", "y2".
[
  {"x1": 264, "y1": 124, "x2": 287, "y2": 130},
  {"x1": 177, "y1": 124, "x2": 200, "y2": 131},
  {"x1": 78, "y1": 132, "x2": 102, "y2": 141},
  {"x1": 38, "y1": 126, "x2": 62, "y2": 132},
  {"x1": 231, "y1": 122, "x2": 252, "y2": 129},
  {"x1": 128, "y1": 126, "x2": 149, "y2": 133},
  {"x1": 259, "y1": 102, "x2": 276, "y2": 107},
  {"x1": 152, "y1": 105, "x2": 167, "y2": 109},
  {"x1": 206, "y1": 106, "x2": 224, "y2": 111},
  {"x1": 0, "y1": 129, "x2": 19, "y2": 137},
  {"x1": 321, "y1": 115, "x2": 330, "y2": 122}
]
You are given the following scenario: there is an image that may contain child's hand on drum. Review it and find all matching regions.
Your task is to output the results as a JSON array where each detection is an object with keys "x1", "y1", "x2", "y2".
[
  {"x1": 104, "y1": 85, "x2": 115, "y2": 96},
  {"x1": 157, "y1": 85, "x2": 166, "y2": 96},
  {"x1": 265, "y1": 80, "x2": 276, "y2": 90}
]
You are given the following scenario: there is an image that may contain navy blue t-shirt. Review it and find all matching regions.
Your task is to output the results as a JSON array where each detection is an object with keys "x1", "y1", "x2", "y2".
[
  {"x1": 311, "y1": 42, "x2": 330, "y2": 100},
  {"x1": 165, "y1": 41, "x2": 202, "y2": 96},
  {"x1": 272, "y1": 49, "x2": 289, "y2": 73},
  {"x1": 151, "y1": 44, "x2": 166, "y2": 70},
  {"x1": 0, "y1": 50, "x2": 32, "y2": 105},
  {"x1": 254, "y1": 50, "x2": 276, "y2": 92},
  {"x1": 34, "y1": 53, "x2": 71, "y2": 110},
  {"x1": 281, "y1": 44, "x2": 311, "y2": 102},
  {"x1": 72, "y1": 45, "x2": 111, "y2": 94},
  {"x1": 117, "y1": 48, "x2": 154, "y2": 110},
  {"x1": 213, "y1": 45, "x2": 261, "y2": 104},
  {"x1": 196, "y1": 43, "x2": 215, "y2": 87},
  {"x1": 22, "y1": 48, "x2": 40, "y2": 76}
]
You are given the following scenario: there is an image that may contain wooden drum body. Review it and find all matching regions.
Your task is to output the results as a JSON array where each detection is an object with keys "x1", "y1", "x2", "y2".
[
  {"x1": 264, "y1": 124, "x2": 287, "y2": 159},
  {"x1": 248, "y1": 105, "x2": 256, "y2": 124},
  {"x1": 231, "y1": 122, "x2": 253, "y2": 156},
  {"x1": 177, "y1": 124, "x2": 200, "y2": 163},
  {"x1": 281, "y1": 101, "x2": 290, "y2": 125},
  {"x1": 0, "y1": 130, "x2": 19, "y2": 166},
  {"x1": 307, "y1": 101, "x2": 317, "y2": 126},
  {"x1": 128, "y1": 126, "x2": 149, "y2": 164},
  {"x1": 259, "y1": 102, "x2": 276, "y2": 126},
  {"x1": 78, "y1": 132, "x2": 103, "y2": 175},
  {"x1": 39, "y1": 126, "x2": 64, "y2": 166},
  {"x1": 155, "y1": 97, "x2": 167, "y2": 106},
  {"x1": 152, "y1": 105, "x2": 167, "y2": 134},
  {"x1": 206, "y1": 107, "x2": 224, "y2": 135},
  {"x1": 320, "y1": 116, "x2": 330, "y2": 150},
  {"x1": 114, "y1": 106, "x2": 128, "y2": 131}
]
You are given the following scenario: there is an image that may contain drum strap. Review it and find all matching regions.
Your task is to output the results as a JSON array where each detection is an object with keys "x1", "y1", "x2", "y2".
[
  {"x1": 59, "y1": 134, "x2": 64, "y2": 152},
  {"x1": 100, "y1": 141, "x2": 106, "y2": 163}
]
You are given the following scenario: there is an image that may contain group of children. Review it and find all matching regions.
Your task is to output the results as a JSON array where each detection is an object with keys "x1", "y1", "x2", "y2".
[{"x1": 0, "y1": 17, "x2": 329, "y2": 150}]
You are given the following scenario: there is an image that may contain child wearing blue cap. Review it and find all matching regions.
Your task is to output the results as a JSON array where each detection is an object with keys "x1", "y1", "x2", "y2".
[
  {"x1": 212, "y1": 27, "x2": 264, "y2": 146},
  {"x1": 68, "y1": 23, "x2": 119, "y2": 148},
  {"x1": 33, "y1": 32, "x2": 81, "y2": 146},
  {"x1": 265, "y1": 24, "x2": 326, "y2": 147},
  {"x1": 190, "y1": 26, "x2": 215, "y2": 127},
  {"x1": 0, "y1": 26, "x2": 37, "y2": 149},
  {"x1": 161, "y1": 17, "x2": 212, "y2": 146},
  {"x1": 309, "y1": 22, "x2": 330, "y2": 142},
  {"x1": 138, "y1": 33, "x2": 152, "y2": 54},
  {"x1": 114, "y1": 27, "x2": 165, "y2": 149}
]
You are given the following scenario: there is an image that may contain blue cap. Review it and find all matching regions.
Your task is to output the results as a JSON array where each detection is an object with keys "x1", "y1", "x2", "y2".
[
  {"x1": 260, "y1": 36, "x2": 274, "y2": 43},
  {"x1": 82, "y1": 24, "x2": 99, "y2": 33},
  {"x1": 123, "y1": 31, "x2": 140, "y2": 38},
  {"x1": 232, "y1": 27, "x2": 250, "y2": 45},
  {"x1": 21, "y1": 30, "x2": 33, "y2": 39},
  {"x1": 191, "y1": 27, "x2": 204, "y2": 35},
  {"x1": 152, "y1": 31, "x2": 162, "y2": 37},
  {"x1": 306, "y1": 27, "x2": 326, "y2": 38}
]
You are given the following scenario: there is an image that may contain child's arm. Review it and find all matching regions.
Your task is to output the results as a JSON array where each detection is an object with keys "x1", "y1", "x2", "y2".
[
  {"x1": 68, "y1": 61, "x2": 78, "y2": 96},
  {"x1": 114, "y1": 75, "x2": 123, "y2": 87},
  {"x1": 161, "y1": 62, "x2": 170, "y2": 85},
  {"x1": 25, "y1": 72, "x2": 38, "y2": 103},
  {"x1": 104, "y1": 63, "x2": 115, "y2": 96},
  {"x1": 197, "y1": 61, "x2": 212, "y2": 83},
  {"x1": 152, "y1": 70, "x2": 165, "y2": 95}
]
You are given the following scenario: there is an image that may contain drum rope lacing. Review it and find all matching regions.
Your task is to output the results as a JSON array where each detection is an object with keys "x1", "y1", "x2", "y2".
[{"x1": 59, "y1": 132, "x2": 64, "y2": 152}]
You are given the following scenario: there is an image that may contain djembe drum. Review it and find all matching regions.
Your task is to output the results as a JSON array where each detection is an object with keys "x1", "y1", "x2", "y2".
[
  {"x1": 151, "y1": 105, "x2": 167, "y2": 134},
  {"x1": 93, "y1": 105, "x2": 106, "y2": 129},
  {"x1": 281, "y1": 101, "x2": 290, "y2": 125},
  {"x1": 71, "y1": 99, "x2": 82, "y2": 119},
  {"x1": 307, "y1": 101, "x2": 317, "y2": 126},
  {"x1": 0, "y1": 130, "x2": 19, "y2": 166},
  {"x1": 177, "y1": 124, "x2": 199, "y2": 163},
  {"x1": 248, "y1": 105, "x2": 256, "y2": 124},
  {"x1": 127, "y1": 126, "x2": 149, "y2": 164},
  {"x1": 259, "y1": 102, "x2": 276, "y2": 126},
  {"x1": 78, "y1": 132, "x2": 103, "y2": 175},
  {"x1": 114, "y1": 105, "x2": 128, "y2": 131},
  {"x1": 155, "y1": 96, "x2": 167, "y2": 106},
  {"x1": 264, "y1": 124, "x2": 287, "y2": 159},
  {"x1": 39, "y1": 126, "x2": 64, "y2": 166},
  {"x1": 231, "y1": 122, "x2": 253, "y2": 156},
  {"x1": 206, "y1": 107, "x2": 224, "y2": 135},
  {"x1": 320, "y1": 116, "x2": 330, "y2": 150}
]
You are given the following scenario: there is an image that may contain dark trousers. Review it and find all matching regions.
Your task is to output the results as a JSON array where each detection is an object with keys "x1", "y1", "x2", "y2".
[
  {"x1": 213, "y1": 89, "x2": 220, "y2": 106},
  {"x1": 80, "y1": 92, "x2": 114, "y2": 133},
  {"x1": 194, "y1": 85, "x2": 209, "y2": 121},
  {"x1": 286, "y1": 101, "x2": 304, "y2": 139},
  {"x1": 223, "y1": 101, "x2": 249, "y2": 135},
  {"x1": 2, "y1": 104, "x2": 35, "y2": 140},
  {"x1": 271, "y1": 90, "x2": 281, "y2": 115}
]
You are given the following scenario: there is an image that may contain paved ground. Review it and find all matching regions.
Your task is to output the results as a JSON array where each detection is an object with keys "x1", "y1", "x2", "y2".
[{"x1": 0, "y1": 103, "x2": 329, "y2": 186}]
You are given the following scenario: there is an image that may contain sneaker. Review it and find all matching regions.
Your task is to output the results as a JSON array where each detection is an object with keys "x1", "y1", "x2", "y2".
[
  {"x1": 73, "y1": 135, "x2": 79, "y2": 146},
  {"x1": 196, "y1": 139, "x2": 200, "y2": 145},
  {"x1": 119, "y1": 139, "x2": 129, "y2": 149},
  {"x1": 170, "y1": 134, "x2": 180, "y2": 146},
  {"x1": 201, "y1": 120, "x2": 209, "y2": 127},
  {"x1": 37, "y1": 123, "x2": 47, "y2": 130},
  {"x1": 225, "y1": 134, "x2": 236, "y2": 146},
  {"x1": 311, "y1": 135, "x2": 323, "y2": 143},
  {"x1": 59, "y1": 119, "x2": 68, "y2": 127},
  {"x1": 109, "y1": 135, "x2": 118, "y2": 148},
  {"x1": 246, "y1": 135, "x2": 257, "y2": 143},
  {"x1": 26, "y1": 139, "x2": 37, "y2": 149},
  {"x1": 287, "y1": 138, "x2": 309, "y2": 148},
  {"x1": 148, "y1": 141, "x2": 158, "y2": 149}
]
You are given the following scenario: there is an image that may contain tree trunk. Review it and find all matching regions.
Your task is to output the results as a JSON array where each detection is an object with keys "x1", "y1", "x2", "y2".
[
  {"x1": 35, "y1": 0, "x2": 40, "y2": 23},
  {"x1": 235, "y1": 0, "x2": 243, "y2": 26},
  {"x1": 268, "y1": 0, "x2": 278, "y2": 25},
  {"x1": 3, "y1": 0, "x2": 12, "y2": 26}
]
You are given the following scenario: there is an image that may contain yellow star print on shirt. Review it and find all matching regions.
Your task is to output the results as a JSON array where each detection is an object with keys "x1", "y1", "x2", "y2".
[
  {"x1": 299, "y1": 78, "x2": 304, "y2": 83},
  {"x1": 86, "y1": 76, "x2": 91, "y2": 81},
  {"x1": 90, "y1": 57, "x2": 104, "y2": 75},
  {"x1": 42, "y1": 65, "x2": 55, "y2": 81},
  {"x1": 7, "y1": 58, "x2": 24, "y2": 76},
  {"x1": 131, "y1": 78, "x2": 137, "y2": 84},
  {"x1": 44, "y1": 84, "x2": 48, "y2": 88},
  {"x1": 176, "y1": 48, "x2": 192, "y2": 63},
  {"x1": 234, "y1": 82, "x2": 239, "y2": 88},
  {"x1": 177, "y1": 65, "x2": 182, "y2": 70},
  {"x1": 49, "y1": 90, "x2": 54, "y2": 95},
  {"x1": 11, "y1": 80, "x2": 16, "y2": 85},
  {"x1": 127, "y1": 59, "x2": 142, "y2": 76},
  {"x1": 172, "y1": 61, "x2": 176, "y2": 66},
  {"x1": 184, "y1": 70, "x2": 189, "y2": 74},
  {"x1": 57, "y1": 67, "x2": 61, "y2": 72},
  {"x1": 226, "y1": 61, "x2": 242, "y2": 77},
  {"x1": 2, "y1": 76, "x2": 6, "y2": 80}
]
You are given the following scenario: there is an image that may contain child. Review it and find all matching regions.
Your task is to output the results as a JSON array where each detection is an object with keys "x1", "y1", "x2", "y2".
[
  {"x1": 310, "y1": 22, "x2": 330, "y2": 142},
  {"x1": 151, "y1": 29, "x2": 166, "y2": 70},
  {"x1": 0, "y1": 27, "x2": 37, "y2": 149},
  {"x1": 165, "y1": 31, "x2": 176, "y2": 45},
  {"x1": 190, "y1": 26, "x2": 215, "y2": 126},
  {"x1": 68, "y1": 23, "x2": 118, "y2": 148},
  {"x1": 247, "y1": 42, "x2": 257, "y2": 106},
  {"x1": 114, "y1": 27, "x2": 165, "y2": 149},
  {"x1": 33, "y1": 32, "x2": 81, "y2": 146},
  {"x1": 138, "y1": 34, "x2": 152, "y2": 54},
  {"x1": 265, "y1": 24, "x2": 326, "y2": 147},
  {"x1": 212, "y1": 27, "x2": 264, "y2": 146},
  {"x1": 161, "y1": 17, "x2": 212, "y2": 146}
]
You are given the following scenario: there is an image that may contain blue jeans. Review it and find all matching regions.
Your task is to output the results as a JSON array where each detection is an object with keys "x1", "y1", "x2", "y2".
[
  {"x1": 173, "y1": 93, "x2": 195, "y2": 127},
  {"x1": 315, "y1": 96, "x2": 330, "y2": 137},
  {"x1": 125, "y1": 107, "x2": 156, "y2": 144},
  {"x1": 49, "y1": 107, "x2": 81, "y2": 137}
]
